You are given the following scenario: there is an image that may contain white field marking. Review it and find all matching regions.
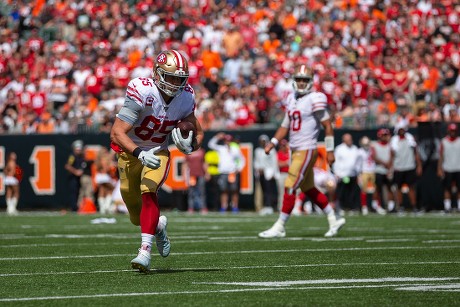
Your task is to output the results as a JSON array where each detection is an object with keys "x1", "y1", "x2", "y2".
[
  {"x1": 45, "y1": 234, "x2": 137, "y2": 239},
  {"x1": 1, "y1": 234, "x2": 26, "y2": 239},
  {"x1": 1, "y1": 234, "x2": 214, "y2": 241},
  {"x1": 366, "y1": 239, "x2": 415, "y2": 243},
  {"x1": 310, "y1": 237, "x2": 366, "y2": 242},
  {"x1": 0, "y1": 236, "x2": 432, "y2": 248},
  {"x1": 396, "y1": 283, "x2": 460, "y2": 291},
  {"x1": 1, "y1": 245, "x2": 460, "y2": 261},
  {"x1": 0, "y1": 211, "x2": 457, "y2": 220},
  {"x1": 0, "y1": 261, "x2": 459, "y2": 278},
  {"x1": 342, "y1": 227, "x2": 460, "y2": 234},
  {"x1": 196, "y1": 277, "x2": 460, "y2": 287},
  {"x1": 0, "y1": 282, "x2": 458, "y2": 302},
  {"x1": 423, "y1": 240, "x2": 460, "y2": 243},
  {"x1": 0, "y1": 234, "x2": 458, "y2": 248},
  {"x1": 0, "y1": 231, "x2": 249, "y2": 240},
  {"x1": 1, "y1": 227, "x2": 459, "y2": 242},
  {"x1": 172, "y1": 217, "x2": 268, "y2": 223},
  {"x1": 206, "y1": 234, "x2": 457, "y2": 243},
  {"x1": 174, "y1": 226, "x2": 223, "y2": 230},
  {"x1": 59, "y1": 221, "x2": 456, "y2": 232}
]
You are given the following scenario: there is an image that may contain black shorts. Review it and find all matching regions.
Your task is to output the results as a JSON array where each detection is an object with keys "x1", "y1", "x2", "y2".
[
  {"x1": 335, "y1": 176, "x2": 360, "y2": 210},
  {"x1": 443, "y1": 171, "x2": 460, "y2": 190},
  {"x1": 217, "y1": 173, "x2": 240, "y2": 192},
  {"x1": 393, "y1": 169, "x2": 417, "y2": 188},
  {"x1": 375, "y1": 173, "x2": 392, "y2": 188}
]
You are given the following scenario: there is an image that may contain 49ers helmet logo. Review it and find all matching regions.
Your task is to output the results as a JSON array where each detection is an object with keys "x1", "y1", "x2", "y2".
[{"x1": 157, "y1": 53, "x2": 167, "y2": 64}]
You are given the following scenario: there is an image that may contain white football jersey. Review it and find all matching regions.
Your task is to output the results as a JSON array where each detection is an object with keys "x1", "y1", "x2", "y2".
[
  {"x1": 282, "y1": 91, "x2": 328, "y2": 150},
  {"x1": 358, "y1": 147, "x2": 376, "y2": 173},
  {"x1": 372, "y1": 141, "x2": 391, "y2": 175},
  {"x1": 441, "y1": 137, "x2": 460, "y2": 172},
  {"x1": 313, "y1": 167, "x2": 336, "y2": 194},
  {"x1": 124, "y1": 77, "x2": 196, "y2": 151}
]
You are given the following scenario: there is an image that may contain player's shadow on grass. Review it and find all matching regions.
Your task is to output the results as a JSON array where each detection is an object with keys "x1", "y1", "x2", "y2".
[
  {"x1": 136, "y1": 268, "x2": 222, "y2": 275},
  {"x1": 155, "y1": 268, "x2": 222, "y2": 274}
]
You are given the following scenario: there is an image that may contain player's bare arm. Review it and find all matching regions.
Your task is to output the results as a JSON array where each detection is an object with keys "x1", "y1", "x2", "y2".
[
  {"x1": 321, "y1": 118, "x2": 335, "y2": 166},
  {"x1": 110, "y1": 117, "x2": 139, "y2": 155},
  {"x1": 437, "y1": 142, "x2": 444, "y2": 178},
  {"x1": 389, "y1": 149, "x2": 395, "y2": 170},
  {"x1": 266, "y1": 126, "x2": 289, "y2": 154},
  {"x1": 5, "y1": 160, "x2": 15, "y2": 177},
  {"x1": 414, "y1": 147, "x2": 423, "y2": 176}
]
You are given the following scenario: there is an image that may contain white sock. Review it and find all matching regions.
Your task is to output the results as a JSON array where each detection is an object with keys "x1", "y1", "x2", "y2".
[
  {"x1": 98, "y1": 197, "x2": 104, "y2": 212},
  {"x1": 388, "y1": 200, "x2": 395, "y2": 212},
  {"x1": 141, "y1": 233, "x2": 154, "y2": 252},
  {"x1": 8, "y1": 198, "x2": 18, "y2": 214},
  {"x1": 444, "y1": 199, "x2": 452, "y2": 211},
  {"x1": 6, "y1": 198, "x2": 12, "y2": 213},
  {"x1": 322, "y1": 204, "x2": 334, "y2": 216},
  {"x1": 371, "y1": 199, "x2": 379, "y2": 210},
  {"x1": 304, "y1": 201, "x2": 313, "y2": 214},
  {"x1": 278, "y1": 212, "x2": 290, "y2": 225},
  {"x1": 104, "y1": 196, "x2": 112, "y2": 212}
]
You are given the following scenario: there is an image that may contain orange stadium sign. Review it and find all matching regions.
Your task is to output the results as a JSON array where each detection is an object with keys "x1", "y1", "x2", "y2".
[{"x1": 163, "y1": 143, "x2": 254, "y2": 194}]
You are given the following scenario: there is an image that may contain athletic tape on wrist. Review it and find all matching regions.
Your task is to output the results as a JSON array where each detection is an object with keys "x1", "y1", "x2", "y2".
[
  {"x1": 270, "y1": 138, "x2": 279, "y2": 146},
  {"x1": 325, "y1": 136, "x2": 334, "y2": 152}
]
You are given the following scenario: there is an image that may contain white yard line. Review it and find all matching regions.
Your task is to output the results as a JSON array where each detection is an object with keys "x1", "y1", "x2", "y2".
[
  {"x1": 196, "y1": 277, "x2": 460, "y2": 287},
  {"x1": 423, "y1": 240, "x2": 460, "y2": 243},
  {"x1": 0, "y1": 245, "x2": 459, "y2": 261},
  {"x1": 1, "y1": 281, "x2": 459, "y2": 302},
  {"x1": 1, "y1": 232, "x2": 459, "y2": 243},
  {"x1": 0, "y1": 261, "x2": 459, "y2": 277},
  {"x1": 396, "y1": 284, "x2": 460, "y2": 291},
  {"x1": 366, "y1": 239, "x2": 415, "y2": 243}
]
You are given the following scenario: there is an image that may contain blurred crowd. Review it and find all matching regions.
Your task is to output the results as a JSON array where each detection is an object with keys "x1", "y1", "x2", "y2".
[{"x1": 1, "y1": 0, "x2": 460, "y2": 134}]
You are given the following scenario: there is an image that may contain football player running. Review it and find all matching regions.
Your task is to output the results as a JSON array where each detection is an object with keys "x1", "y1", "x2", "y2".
[
  {"x1": 110, "y1": 50, "x2": 203, "y2": 273},
  {"x1": 259, "y1": 65, "x2": 345, "y2": 238}
]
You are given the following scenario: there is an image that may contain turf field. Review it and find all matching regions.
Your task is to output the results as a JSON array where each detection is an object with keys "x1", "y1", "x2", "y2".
[{"x1": 1, "y1": 211, "x2": 460, "y2": 306}]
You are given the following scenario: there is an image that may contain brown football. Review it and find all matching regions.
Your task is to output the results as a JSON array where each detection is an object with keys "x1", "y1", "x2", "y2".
[{"x1": 177, "y1": 121, "x2": 196, "y2": 138}]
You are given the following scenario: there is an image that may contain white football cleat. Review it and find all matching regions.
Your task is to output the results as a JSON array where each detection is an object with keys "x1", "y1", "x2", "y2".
[
  {"x1": 131, "y1": 249, "x2": 151, "y2": 273},
  {"x1": 376, "y1": 206, "x2": 387, "y2": 215},
  {"x1": 258, "y1": 222, "x2": 286, "y2": 238},
  {"x1": 259, "y1": 207, "x2": 274, "y2": 216},
  {"x1": 324, "y1": 215, "x2": 346, "y2": 237},
  {"x1": 155, "y1": 215, "x2": 171, "y2": 257}
]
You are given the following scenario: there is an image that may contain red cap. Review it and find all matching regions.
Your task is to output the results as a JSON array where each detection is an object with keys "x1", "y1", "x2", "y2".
[
  {"x1": 448, "y1": 123, "x2": 457, "y2": 131},
  {"x1": 377, "y1": 128, "x2": 390, "y2": 138}
]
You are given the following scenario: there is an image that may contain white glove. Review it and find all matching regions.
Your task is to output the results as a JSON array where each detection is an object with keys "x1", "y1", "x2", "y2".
[
  {"x1": 171, "y1": 128, "x2": 193, "y2": 155},
  {"x1": 138, "y1": 146, "x2": 161, "y2": 169}
]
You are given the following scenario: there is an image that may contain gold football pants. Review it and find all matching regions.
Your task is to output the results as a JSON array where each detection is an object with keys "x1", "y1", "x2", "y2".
[
  {"x1": 284, "y1": 149, "x2": 318, "y2": 193},
  {"x1": 117, "y1": 150, "x2": 170, "y2": 225}
]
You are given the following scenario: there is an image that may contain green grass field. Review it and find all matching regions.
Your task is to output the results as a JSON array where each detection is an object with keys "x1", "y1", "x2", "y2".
[{"x1": 1, "y1": 211, "x2": 460, "y2": 306}]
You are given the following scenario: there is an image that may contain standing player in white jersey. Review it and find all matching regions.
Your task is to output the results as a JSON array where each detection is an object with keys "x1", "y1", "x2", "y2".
[
  {"x1": 357, "y1": 136, "x2": 386, "y2": 215},
  {"x1": 438, "y1": 123, "x2": 460, "y2": 212},
  {"x1": 259, "y1": 65, "x2": 345, "y2": 238},
  {"x1": 373, "y1": 128, "x2": 396, "y2": 212},
  {"x1": 110, "y1": 50, "x2": 204, "y2": 273}
]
